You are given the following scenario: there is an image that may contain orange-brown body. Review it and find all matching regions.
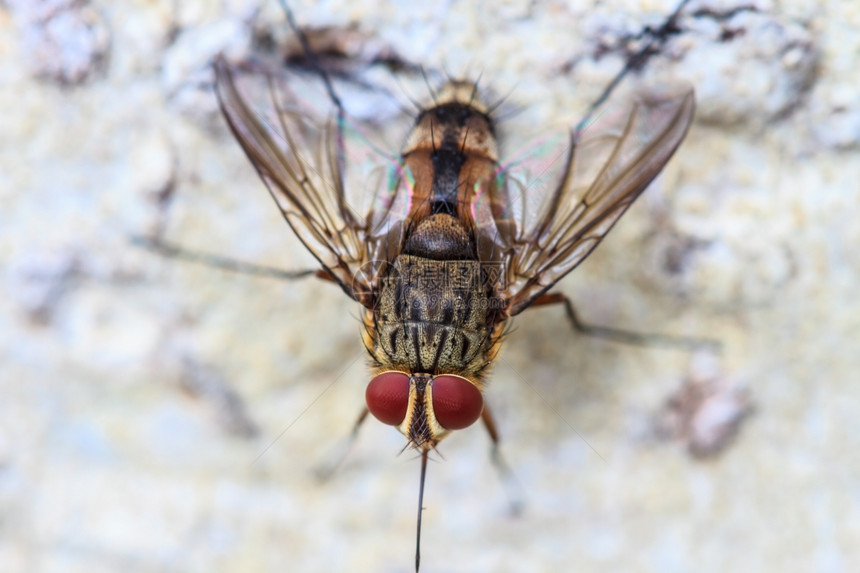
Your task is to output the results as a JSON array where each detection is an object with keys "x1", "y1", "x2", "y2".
[{"x1": 362, "y1": 81, "x2": 507, "y2": 448}]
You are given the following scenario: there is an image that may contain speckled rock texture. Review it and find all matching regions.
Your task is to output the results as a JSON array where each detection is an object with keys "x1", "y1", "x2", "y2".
[{"x1": 1, "y1": 1, "x2": 858, "y2": 572}]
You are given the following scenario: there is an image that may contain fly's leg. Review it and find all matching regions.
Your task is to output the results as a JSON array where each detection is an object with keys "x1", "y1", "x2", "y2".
[
  {"x1": 529, "y1": 292, "x2": 722, "y2": 353},
  {"x1": 277, "y1": 0, "x2": 350, "y2": 187},
  {"x1": 133, "y1": 5, "x2": 349, "y2": 284},
  {"x1": 278, "y1": 0, "x2": 345, "y2": 116},
  {"x1": 313, "y1": 407, "x2": 370, "y2": 481},
  {"x1": 575, "y1": 0, "x2": 693, "y2": 135},
  {"x1": 481, "y1": 406, "x2": 524, "y2": 516},
  {"x1": 131, "y1": 235, "x2": 324, "y2": 282}
]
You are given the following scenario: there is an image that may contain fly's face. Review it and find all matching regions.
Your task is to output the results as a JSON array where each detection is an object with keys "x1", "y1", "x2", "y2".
[{"x1": 365, "y1": 371, "x2": 484, "y2": 449}]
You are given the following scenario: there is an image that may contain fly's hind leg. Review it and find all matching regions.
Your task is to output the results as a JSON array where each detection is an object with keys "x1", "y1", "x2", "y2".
[
  {"x1": 529, "y1": 292, "x2": 722, "y2": 353},
  {"x1": 575, "y1": 0, "x2": 694, "y2": 134},
  {"x1": 313, "y1": 407, "x2": 370, "y2": 481},
  {"x1": 481, "y1": 406, "x2": 524, "y2": 516}
]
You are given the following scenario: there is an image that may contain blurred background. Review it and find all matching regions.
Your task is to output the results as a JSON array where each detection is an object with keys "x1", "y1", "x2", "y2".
[{"x1": 1, "y1": 0, "x2": 858, "y2": 572}]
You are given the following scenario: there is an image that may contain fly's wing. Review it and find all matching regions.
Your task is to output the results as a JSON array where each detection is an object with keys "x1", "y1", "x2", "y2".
[
  {"x1": 497, "y1": 89, "x2": 695, "y2": 316},
  {"x1": 214, "y1": 58, "x2": 406, "y2": 306}
]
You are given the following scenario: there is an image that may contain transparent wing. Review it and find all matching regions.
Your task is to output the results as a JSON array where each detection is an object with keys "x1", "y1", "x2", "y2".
[
  {"x1": 494, "y1": 89, "x2": 695, "y2": 316},
  {"x1": 214, "y1": 57, "x2": 409, "y2": 306}
]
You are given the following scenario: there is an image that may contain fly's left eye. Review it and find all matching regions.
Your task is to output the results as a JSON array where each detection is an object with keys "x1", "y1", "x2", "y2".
[
  {"x1": 366, "y1": 372, "x2": 410, "y2": 426},
  {"x1": 431, "y1": 376, "x2": 483, "y2": 430}
]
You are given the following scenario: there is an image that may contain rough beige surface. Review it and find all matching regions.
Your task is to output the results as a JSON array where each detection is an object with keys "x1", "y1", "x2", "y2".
[{"x1": 1, "y1": 0, "x2": 858, "y2": 572}]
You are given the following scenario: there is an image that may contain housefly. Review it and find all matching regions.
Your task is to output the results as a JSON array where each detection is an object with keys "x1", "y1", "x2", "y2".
[{"x1": 210, "y1": 1, "x2": 699, "y2": 570}]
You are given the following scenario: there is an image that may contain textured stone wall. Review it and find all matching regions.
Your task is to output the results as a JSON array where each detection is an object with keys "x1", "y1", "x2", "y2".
[{"x1": 1, "y1": 0, "x2": 858, "y2": 571}]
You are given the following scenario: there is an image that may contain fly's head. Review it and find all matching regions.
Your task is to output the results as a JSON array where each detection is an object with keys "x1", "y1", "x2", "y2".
[{"x1": 365, "y1": 370, "x2": 485, "y2": 450}]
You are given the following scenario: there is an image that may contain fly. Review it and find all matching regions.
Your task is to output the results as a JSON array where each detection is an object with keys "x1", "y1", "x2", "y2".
[{"x1": 188, "y1": 0, "x2": 707, "y2": 570}]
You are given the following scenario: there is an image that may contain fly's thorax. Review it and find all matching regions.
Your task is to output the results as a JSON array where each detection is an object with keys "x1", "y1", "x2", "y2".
[
  {"x1": 371, "y1": 253, "x2": 503, "y2": 376},
  {"x1": 403, "y1": 213, "x2": 473, "y2": 259}
]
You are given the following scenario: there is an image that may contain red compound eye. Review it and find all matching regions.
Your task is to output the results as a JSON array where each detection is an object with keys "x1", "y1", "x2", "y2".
[
  {"x1": 366, "y1": 372, "x2": 410, "y2": 426},
  {"x1": 431, "y1": 376, "x2": 483, "y2": 430}
]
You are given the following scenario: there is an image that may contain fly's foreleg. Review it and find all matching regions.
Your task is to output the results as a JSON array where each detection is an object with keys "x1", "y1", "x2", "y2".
[
  {"x1": 314, "y1": 407, "x2": 370, "y2": 481},
  {"x1": 481, "y1": 406, "x2": 523, "y2": 516}
]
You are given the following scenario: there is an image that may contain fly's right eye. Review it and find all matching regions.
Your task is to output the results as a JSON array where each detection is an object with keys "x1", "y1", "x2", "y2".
[
  {"x1": 431, "y1": 375, "x2": 483, "y2": 430},
  {"x1": 366, "y1": 372, "x2": 410, "y2": 426}
]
